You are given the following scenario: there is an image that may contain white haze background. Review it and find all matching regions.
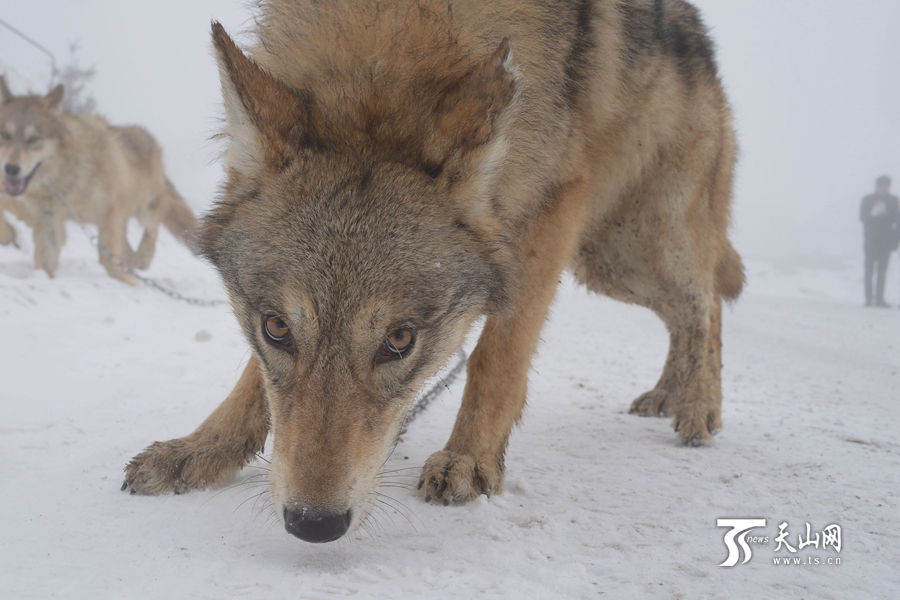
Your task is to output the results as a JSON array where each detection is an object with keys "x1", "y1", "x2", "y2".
[
  {"x1": 1, "y1": 1, "x2": 899, "y2": 599},
  {"x1": 3, "y1": 0, "x2": 899, "y2": 261}
]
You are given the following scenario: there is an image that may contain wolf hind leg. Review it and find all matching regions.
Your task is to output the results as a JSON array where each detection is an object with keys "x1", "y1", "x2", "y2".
[
  {"x1": 123, "y1": 356, "x2": 270, "y2": 494},
  {"x1": 579, "y1": 265, "x2": 724, "y2": 444},
  {"x1": 628, "y1": 290, "x2": 724, "y2": 445},
  {"x1": 571, "y1": 188, "x2": 729, "y2": 445},
  {"x1": 130, "y1": 192, "x2": 166, "y2": 270},
  {"x1": 97, "y1": 210, "x2": 138, "y2": 284},
  {"x1": 131, "y1": 224, "x2": 159, "y2": 270}
]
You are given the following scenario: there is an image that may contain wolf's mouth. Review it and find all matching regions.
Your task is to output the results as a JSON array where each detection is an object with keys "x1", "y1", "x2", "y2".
[{"x1": 3, "y1": 163, "x2": 40, "y2": 197}]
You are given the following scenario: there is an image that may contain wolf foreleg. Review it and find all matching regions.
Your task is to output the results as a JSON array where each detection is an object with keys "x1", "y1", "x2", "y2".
[
  {"x1": 32, "y1": 206, "x2": 66, "y2": 277},
  {"x1": 0, "y1": 216, "x2": 15, "y2": 246},
  {"x1": 419, "y1": 178, "x2": 593, "y2": 503},
  {"x1": 123, "y1": 356, "x2": 269, "y2": 494}
]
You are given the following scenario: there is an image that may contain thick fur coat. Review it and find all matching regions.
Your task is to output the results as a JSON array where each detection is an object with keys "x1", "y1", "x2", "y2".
[{"x1": 124, "y1": 0, "x2": 744, "y2": 543}]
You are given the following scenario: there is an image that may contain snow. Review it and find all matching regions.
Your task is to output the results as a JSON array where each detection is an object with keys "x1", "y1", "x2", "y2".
[
  {"x1": 1, "y1": 218, "x2": 898, "y2": 598},
  {"x1": 1, "y1": 2, "x2": 899, "y2": 593}
]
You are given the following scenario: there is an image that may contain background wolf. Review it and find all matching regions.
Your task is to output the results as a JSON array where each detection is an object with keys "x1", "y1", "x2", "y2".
[
  {"x1": 0, "y1": 77, "x2": 196, "y2": 284},
  {"x1": 124, "y1": 0, "x2": 744, "y2": 543}
]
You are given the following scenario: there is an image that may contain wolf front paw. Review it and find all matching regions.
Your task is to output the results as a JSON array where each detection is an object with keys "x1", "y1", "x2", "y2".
[
  {"x1": 417, "y1": 450, "x2": 504, "y2": 504},
  {"x1": 122, "y1": 435, "x2": 255, "y2": 495}
]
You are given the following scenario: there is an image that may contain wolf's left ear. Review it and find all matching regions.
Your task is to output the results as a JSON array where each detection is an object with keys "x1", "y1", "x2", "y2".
[
  {"x1": 0, "y1": 76, "x2": 13, "y2": 105},
  {"x1": 45, "y1": 84, "x2": 65, "y2": 112},
  {"x1": 211, "y1": 22, "x2": 308, "y2": 177}
]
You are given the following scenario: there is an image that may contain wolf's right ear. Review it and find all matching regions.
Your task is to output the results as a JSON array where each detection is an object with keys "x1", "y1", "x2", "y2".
[
  {"x1": 0, "y1": 76, "x2": 12, "y2": 105},
  {"x1": 45, "y1": 84, "x2": 65, "y2": 112},
  {"x1": 211, "y1": 22, "x2": 308, "y2": 177}
]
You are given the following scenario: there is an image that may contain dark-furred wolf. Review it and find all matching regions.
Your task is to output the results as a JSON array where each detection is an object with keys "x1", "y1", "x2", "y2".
[
  {"x1": 0, "y1": 78, "x2": 196, "y2": 284},
  {"x1": 124, "y1": 0, "x2": 744, "y2": 543}
]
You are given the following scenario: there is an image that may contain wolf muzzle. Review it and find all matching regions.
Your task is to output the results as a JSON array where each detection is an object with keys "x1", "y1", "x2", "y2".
[{"x1": 3, "y1": 162, "x2": 39, "y2": 197}]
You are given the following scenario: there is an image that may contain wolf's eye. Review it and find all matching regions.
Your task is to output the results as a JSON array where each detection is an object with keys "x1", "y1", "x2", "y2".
[
  {"x1": 262, "y1": 315, "x2": 294, "y2": 349},
  {"x1": 0, "y1": 132, "x2": 10, "y2": 142},
  {"x1": 26, "y1": 136, "x2": 40, "y2": 145},
  {"x1": 376, "y1": 329, "x2": 416, "y2": 363}
]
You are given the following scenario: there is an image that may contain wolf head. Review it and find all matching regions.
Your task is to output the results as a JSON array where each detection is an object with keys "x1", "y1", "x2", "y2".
[
  {"x1": 0, "y1": 78, "x2": 65, "y2": 197},
  {"x1": 200, "y1": 23, "x2": 521, "y2": 542}
]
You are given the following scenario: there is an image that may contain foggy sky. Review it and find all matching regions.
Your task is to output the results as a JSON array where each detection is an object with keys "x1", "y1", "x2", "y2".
[{"x1": 2, "y1": 0, "x2": 898, "y2": 259}]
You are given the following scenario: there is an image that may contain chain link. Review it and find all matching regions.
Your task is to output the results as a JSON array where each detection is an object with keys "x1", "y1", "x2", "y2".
[
  {"x1": 399, "y1": 349, "x2": 468, "y2": 436},
  {"x1": 45, "y1": 182, "x2": 228, "y2": 307}
]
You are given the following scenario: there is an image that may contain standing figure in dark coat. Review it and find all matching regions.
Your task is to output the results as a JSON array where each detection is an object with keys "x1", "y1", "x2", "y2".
[{"x1": 860, "y1": 175, "x2": 900, "y2": 307}]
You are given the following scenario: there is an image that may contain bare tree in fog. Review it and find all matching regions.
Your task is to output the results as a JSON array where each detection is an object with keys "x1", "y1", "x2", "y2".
[
  {"x1": 0, "y1": 18, "x2": 97, "y2": 114},
  {"x1": 54, "y1": 42, "x2": 96, "y2": 115}
]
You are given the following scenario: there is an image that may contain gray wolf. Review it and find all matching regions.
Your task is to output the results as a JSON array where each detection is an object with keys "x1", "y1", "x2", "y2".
[
  {"x1": 123, "y1": 0, "x2": 744, "y2": 543},
  {"x1": 0, "y1": 77, "x2": 196, "y2": 284}
]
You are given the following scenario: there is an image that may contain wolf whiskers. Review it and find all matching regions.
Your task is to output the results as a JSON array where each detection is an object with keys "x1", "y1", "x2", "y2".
[{"x1": 197, "y1": 452, "x2": 278, "y2": 531}]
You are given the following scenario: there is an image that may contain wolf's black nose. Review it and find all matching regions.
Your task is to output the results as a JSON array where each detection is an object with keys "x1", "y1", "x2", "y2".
[
  {"x1": 4, "y1": 164, "x2": 19, "y2": 177},
  {"x1": 283, "y1": 508, "x2": 351, "y2": 543}
]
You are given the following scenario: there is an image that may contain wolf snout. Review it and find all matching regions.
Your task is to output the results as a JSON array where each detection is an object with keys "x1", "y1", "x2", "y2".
[
  {"x1": 3, "y1": 175, "x2": 27, "y2": 196},
  {"x1": 2, "y1": 162, "x2": 37, "y2": 196},
  {"x1": 283, "y1": 507, "x2": 351, "y2": 543}
]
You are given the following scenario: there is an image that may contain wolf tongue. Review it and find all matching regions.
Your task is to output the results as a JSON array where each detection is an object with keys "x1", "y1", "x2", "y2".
[{"x1": 4, "y1": 178, "x2": 25, "y2": 195}]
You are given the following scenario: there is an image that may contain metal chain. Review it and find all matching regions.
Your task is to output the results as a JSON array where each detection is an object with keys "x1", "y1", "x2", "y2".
[
  {"x1": 45, "y1": 182, "x2": 228, "y2": 307},
  {"x1": 399, "y1": 349, "x2": 468, "y2": 436},
  {"x1": 7, "y1": 15, "x2": 464, "y2": 430},
  {"x1": 0, "y1": 18, "x2": 58, "y2": 85}
]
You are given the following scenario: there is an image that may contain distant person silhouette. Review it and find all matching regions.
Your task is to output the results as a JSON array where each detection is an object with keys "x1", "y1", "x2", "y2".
[{"x1": 860, "y1": 175, "x2": 900, "y2": 307}]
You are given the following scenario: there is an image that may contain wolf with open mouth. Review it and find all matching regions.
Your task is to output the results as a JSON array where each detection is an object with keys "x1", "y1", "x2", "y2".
[
  {"x1": 124, "y1": 0, "x2": 744, "y2": 544},
  {"x1": 0, "y1": 77, "x2": 196, "y2": 282}
]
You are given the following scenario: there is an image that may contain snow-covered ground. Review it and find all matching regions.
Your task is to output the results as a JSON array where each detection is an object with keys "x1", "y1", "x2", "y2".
[{"x1": 1, "y1": 206, "x2": 898, "y2": 598}]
